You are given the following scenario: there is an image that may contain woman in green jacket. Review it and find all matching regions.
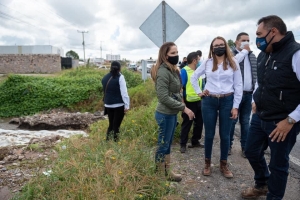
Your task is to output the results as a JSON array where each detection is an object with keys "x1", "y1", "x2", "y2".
[{"x1": 151, "y1": 42, "x2": 195, "y2": 182}]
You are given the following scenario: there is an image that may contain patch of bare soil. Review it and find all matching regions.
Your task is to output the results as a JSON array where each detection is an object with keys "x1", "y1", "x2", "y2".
[{"x1": 0, "y1": 138, "x2": 60, "y2": 199}]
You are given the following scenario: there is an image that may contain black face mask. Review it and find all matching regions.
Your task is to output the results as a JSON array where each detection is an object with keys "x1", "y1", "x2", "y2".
[
  {"x1": 213, "y1": 47, "x2": 226, "y2": 57},
  {"x1": 167, "y1": 55, "x2": 179, "y2": 65}
]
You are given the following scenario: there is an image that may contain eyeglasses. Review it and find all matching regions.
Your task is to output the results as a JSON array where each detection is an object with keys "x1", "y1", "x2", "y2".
[{"x1": 213, "y1": 44, "x2": 225, "y2": 48}]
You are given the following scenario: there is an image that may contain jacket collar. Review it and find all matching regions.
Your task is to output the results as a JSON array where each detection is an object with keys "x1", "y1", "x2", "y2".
[{"x1": 272, "y1": 31, "x2": 295, "y2": 53}]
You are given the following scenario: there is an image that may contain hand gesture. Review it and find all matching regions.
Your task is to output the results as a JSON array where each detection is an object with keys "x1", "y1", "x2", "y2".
[{"x1": 184, "y1": 107, "x2": 195, "y2": 120}]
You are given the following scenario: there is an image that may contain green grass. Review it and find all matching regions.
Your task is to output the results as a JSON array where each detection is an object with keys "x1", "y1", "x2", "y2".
[
  {"x1": 12, "y1": 100, "x2": 181, "y2": 200},
  {"x1": 0, "y1": 67, "x2": 143, "y2": 117},
  {"x1": 7, "y1": 68, "x2": 184, "y2": 199}
]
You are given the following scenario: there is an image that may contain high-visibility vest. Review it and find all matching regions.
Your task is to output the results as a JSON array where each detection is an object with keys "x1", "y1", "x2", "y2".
[{"x1": 183, "y1": 66, "x2": 202, "y2": 102}]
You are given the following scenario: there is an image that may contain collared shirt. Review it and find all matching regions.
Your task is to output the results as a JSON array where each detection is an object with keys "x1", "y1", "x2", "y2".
[
  {"x1": 105, "y1": 74, "x2": 130, "y2": 109},
  {"x1": 253, "y1": 50, "x2": 300, "y2": 122},
  {"x1": 191, "y1": 58, "x2": 243, "y2": 109},
  {"x1": 234, "y1": 49, "x2": 253, "y2": 91}
]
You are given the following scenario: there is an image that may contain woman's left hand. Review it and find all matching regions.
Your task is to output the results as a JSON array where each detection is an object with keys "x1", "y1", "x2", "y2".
[
  {"x1": 230, "y1": 108, "x2": 238, "y2": 119},
  {"x1": 124, "y1": 109, "x2": 129, "y2": 113}
]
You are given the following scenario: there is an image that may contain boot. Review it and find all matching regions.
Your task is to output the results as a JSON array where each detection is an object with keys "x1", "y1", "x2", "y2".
[
  {"x1": 106, "y1": 130, "x2": 113, "y2": 141},
  {"x1": 113, "y1": 132, "x2": 119, "y2": 142},
  {"x1": 220, "y1": 160, "x2": 233, "y2": 178},
  {"x1": 165, "y1": 154, "x2": 182, "y2": 182},
  {"x1": 203, "y1": 158, "x2": 211, "y2": 176},
  {"x1": 155, "y1": 161, "x2": 166, "y2": 177}
]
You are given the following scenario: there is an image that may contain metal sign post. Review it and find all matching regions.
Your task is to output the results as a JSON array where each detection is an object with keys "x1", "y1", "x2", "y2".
[
  {"x1": 139, "y1": 1, "x2": 189, "y2": 48},
  {"x1": 141, "y1": 60, "x2": 148, "y2": 81}
]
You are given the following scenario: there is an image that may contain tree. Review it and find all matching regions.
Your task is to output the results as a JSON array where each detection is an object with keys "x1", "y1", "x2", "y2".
[
  {"x1": 227, "y1": 39, "x2": 235, "y2": 49},
  {"x1": 66, "y1": 50, "x2": 79, "y2": 59}
]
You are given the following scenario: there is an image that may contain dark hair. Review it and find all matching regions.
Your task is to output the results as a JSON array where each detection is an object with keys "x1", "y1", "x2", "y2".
[
  {"x1": 110, "y1": 61, "x2": 121, "y2": 77},
  {"x1": 257, "y1": 15, "x2": 287, "y2": 35},
  {"x1": 187, "y1": 52, "x2": 198, "y2": 64},
  {"x1": 236, "y1": 32, "x2": 249, "y2": 41},
  {"x1": 196, "y1": 50, "x2": 202, "y2": 57}
]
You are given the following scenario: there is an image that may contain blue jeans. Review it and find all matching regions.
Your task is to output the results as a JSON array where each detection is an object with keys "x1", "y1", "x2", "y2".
[
  {"x1": 245, "y1": 113, "x2": 299, "y2": 200},
  {"x1": 155, "y1": 111, "x2": 177, "y2": 163},
  {"x1": 201, "y1": 94, "x2": 233, "y2": 160},
  {"x1": 230, "y1": 92, "x2": 252, "y2": 149}
]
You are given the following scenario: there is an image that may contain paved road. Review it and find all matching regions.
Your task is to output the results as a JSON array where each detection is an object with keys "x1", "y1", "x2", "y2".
[{"x1": 290, "y1": 133, "x2": 300, "y2": 174}]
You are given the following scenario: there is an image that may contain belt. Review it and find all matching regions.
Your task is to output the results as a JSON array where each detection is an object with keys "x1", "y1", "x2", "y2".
[
  {"x1": 208, "y1": 92, "x2": 233, "y2": 98},
  {"x1": 243, "y1": 91, "x2": 253, "y2": 94}
]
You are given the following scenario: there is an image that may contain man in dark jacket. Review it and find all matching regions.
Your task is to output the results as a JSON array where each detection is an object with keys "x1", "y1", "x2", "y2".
[{"x1": 242, "y1": 15, "x2": 300, "y2": 200}]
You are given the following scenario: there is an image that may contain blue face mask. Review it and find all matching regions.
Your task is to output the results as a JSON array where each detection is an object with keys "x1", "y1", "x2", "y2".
[
  {"x1": 196, "y1": 61, "x2": 201, "y2": 68},
  {"x1": 256, "y1": 30, "x2": 274, "y2": 52}
]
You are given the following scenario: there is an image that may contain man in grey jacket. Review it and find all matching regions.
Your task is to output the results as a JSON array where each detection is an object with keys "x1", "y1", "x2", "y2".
[{"x1": 229, "y1": 32, "x2": 257, "y2": 157}]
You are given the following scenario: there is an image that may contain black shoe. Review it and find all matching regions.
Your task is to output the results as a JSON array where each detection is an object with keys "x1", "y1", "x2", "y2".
[
  {"x1": 241, "y1": 149, "x2": 246, "y2": 158},
  {"x1": 228, "y1": 148, "x2": 232, "y2": 155},
  {"x1": 180, "y1": 146, "x2": 186, "y2": 153},
  {"x1": 188, "y1": 142, "x2": 204, "y2": 148}
]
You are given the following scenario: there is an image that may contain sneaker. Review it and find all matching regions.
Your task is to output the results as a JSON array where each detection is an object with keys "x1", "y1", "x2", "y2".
[
  {"x1": 241, "y1": 185, "x2": 268, "y2": 199},
  {"x1": 228, "y1": 148, "x2": 232, "y2": 155},
  {"x1": 188, "y1": 142, "x2": 204, "y2": 148},
  {"x1": 180, "y1": 146, "x2": 186, "y2": 153},
  {"x1": 241, "y1": 149, "x2": 246, "y2": 158}
]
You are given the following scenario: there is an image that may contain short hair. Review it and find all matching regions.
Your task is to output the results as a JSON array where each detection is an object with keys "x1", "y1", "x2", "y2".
[
  {"x1": 196, "y1": 50, "x2": 202, "y2": 57},
  {"x1": 257, "y1": 15, "x2": 287, "y2": 35},
  {"x1": 187, "y1": 52, "x2": 198, "y2": 64},
  {"x1": 236, "y1": 32, "x2": 249, "y2": 41}
]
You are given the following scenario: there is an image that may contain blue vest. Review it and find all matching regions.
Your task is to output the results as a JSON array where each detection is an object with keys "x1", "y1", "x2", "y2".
[{"x1": 101, "y1": 73, "x2": 123, "y2": 105}]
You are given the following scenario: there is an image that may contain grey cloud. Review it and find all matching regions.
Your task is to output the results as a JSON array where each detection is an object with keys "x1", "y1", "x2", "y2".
[
  {"x1": 108, "y1": 0, "x2": 300, "y2": 29},
  {"x1": 0, "y1": 35, "x2": 34, "y2": 45},
  {"x1": 47, "y1": 0, "x2": 103, "y2": 28}
]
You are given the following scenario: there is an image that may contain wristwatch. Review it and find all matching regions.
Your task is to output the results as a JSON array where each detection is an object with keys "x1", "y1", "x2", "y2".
[{"x1": 287, "y1": 116, "x2": 296, "y2": 124}]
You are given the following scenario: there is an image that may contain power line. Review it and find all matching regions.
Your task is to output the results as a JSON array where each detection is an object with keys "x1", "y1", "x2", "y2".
[
  {"x1": 0, "y1": 6, "x2": 77, "y2": 42},
  {"x1": 33, "y1": 0, "x2": 79, "y2": 29}
]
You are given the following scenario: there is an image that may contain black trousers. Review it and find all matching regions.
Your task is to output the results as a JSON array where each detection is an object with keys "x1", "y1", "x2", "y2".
[
  {"x1": 106, "y1": 105, "x2": 125, "y2": 141},
  {"x1": 180, "y1": 100, "x2": 203, "y2": 146}
]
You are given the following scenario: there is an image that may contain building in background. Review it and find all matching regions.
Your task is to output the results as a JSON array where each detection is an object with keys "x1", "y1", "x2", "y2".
[
  {"x1": 0, "y1": 45, "x2": 64, "y2": 56},
  {"x1": 106, "y1": 54, "x2": 121, "y2": 61},
  {"x1": 0, "y1": 45, "x2": 63, "y2": 74}
]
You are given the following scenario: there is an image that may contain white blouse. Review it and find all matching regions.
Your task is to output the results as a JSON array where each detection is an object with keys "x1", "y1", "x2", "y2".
[{"x1": 191, "y1": 58, "x2": 243, "y2": 109}]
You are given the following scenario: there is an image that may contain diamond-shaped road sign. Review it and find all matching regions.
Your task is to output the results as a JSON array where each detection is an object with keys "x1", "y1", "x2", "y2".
[{"x1": 139, "y1": 1, "x2": 189, "y2": 48}]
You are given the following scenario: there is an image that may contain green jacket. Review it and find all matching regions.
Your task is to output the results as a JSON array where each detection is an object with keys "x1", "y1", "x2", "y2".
[{"x1": 155, "y1": 63, "x2": 185, "y2": 115}]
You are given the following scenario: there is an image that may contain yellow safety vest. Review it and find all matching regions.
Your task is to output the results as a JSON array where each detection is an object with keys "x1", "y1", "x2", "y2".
[{"x1": 184, "y1": 66, "x2": 202, "y2": 102}]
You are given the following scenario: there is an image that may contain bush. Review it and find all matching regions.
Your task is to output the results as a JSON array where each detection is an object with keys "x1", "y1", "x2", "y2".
[{"x1": 0, "y1": 67, "x2": 144, "y2": 117}]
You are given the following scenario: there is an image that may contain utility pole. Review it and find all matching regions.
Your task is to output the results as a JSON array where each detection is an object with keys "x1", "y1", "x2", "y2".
[
  {"x1": 100, "y1": 41, "x2": 103, "y2": 59},
  {"x1": 77, "y1": 30, "x2": 88, "y2": 62}
]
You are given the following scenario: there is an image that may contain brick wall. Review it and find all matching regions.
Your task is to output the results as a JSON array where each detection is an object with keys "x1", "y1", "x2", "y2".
[{"x1": 0, "y1": 54, "x2": 61, "y2": 74}]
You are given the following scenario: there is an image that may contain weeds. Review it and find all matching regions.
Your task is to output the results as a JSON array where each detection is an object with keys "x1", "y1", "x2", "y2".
[{"x1": 13, "y1": 100, "x2": 181, "y2": 199}]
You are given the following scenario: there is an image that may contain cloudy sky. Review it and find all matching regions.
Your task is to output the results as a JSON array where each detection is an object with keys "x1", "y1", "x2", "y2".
[{"x1": 1, "y1": 0, "x2": 300, "y2": 62}]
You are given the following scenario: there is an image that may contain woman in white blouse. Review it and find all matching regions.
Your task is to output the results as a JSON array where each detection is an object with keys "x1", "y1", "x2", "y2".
[{"x1": 191, "y1": 36, "x2": 243, "y2": 178}]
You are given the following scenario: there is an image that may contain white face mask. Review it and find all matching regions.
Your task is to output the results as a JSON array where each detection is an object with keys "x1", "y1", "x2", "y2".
[{"x1": 240, "y1": 41, "x2": 249, "y2": 49}]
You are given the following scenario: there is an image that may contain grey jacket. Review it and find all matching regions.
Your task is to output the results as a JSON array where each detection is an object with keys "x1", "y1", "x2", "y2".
[{"x1": 155, "y1": 63, "x2": 185, "y2": 115}]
